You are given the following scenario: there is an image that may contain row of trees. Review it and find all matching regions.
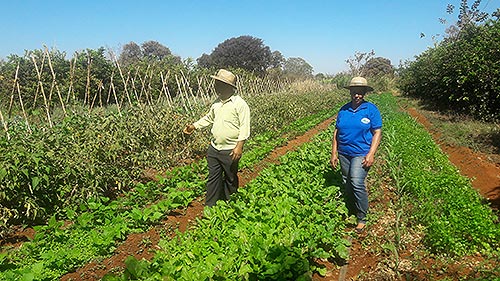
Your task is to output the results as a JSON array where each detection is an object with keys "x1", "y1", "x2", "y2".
[
  {"x1": 0, "y1": 36, "x2": 320, "y2": 111},
  {"x1": 399, "y1": 1, "x2": 500, "y2": 121},
  {"x1": 0, "y1": 33, "x2": 400, "y2": 118}
]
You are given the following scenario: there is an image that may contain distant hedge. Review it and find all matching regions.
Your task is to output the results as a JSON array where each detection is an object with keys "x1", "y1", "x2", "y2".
[{"x1": 398, "y1": 18, "x2": 500, "y2": 121}]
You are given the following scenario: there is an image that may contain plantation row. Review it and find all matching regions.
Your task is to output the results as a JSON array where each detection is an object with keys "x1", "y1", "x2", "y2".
[
  {"x1": 105, "y1": 125, "x2": 349, "y2": 280},
  {"x1": 378, "y1": 94, "x2": 499, "y2": 255},
  {"x1": 1, "y1": 92, "x2": 498, "y2": 280},
  {"x1": 102, "y1": 93, "x2": 499, "y2": 279},
  {"x1": 0, "y1": 82, "x2": 339, "y2": 232},
  {"x1": 0, "y1": 94, "x2": 340, "y2": 280}
]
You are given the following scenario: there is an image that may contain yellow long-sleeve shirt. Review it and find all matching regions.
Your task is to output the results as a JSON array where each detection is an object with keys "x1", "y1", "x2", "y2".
[{"x1": 193, "y1": 95, "x2": 250, "y2": 150}]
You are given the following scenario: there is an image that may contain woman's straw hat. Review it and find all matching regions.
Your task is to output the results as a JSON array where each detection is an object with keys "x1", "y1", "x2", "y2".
[
  {"x1": 211, "y1": 69, "x2": 237, "y2": 88},
  {"x1": 344, "y1": 76, "x2": 374, "y2": 92}
]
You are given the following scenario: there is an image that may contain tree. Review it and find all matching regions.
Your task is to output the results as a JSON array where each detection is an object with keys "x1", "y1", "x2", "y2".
[
  {"x1": 119, "y1": 41, "x2": 182, "y2": 66},
  {"x1": 119, "y1": 42, "x2": 142, "y2": 66},
  {"x1": 141, "y1": 40, "x2": 172, "y2": 61},
  {"x1": 360, "y1": 57, "x2": 394, "y2": 77},
  {"x1": 270, "y1": 51, "x2": 285, "y2": 69},
  {"x1": 426, "y1": 0, "x2": 490, "y2": 41},
  {"x1": 197, "y1": 53, "x2": 214, "y2": 69},
  {"x1": 197, "y1": 35, "x2": 273, "y2": 74},
  {"x1": 443, "y1": 0, "x2": 489, "y2": 39},
  {"x1": 345, "y1": 50, "x2": 375, "y2": 76},
  {"x1": 283, "y1": 57, "x2": 314, "y2": 79}
]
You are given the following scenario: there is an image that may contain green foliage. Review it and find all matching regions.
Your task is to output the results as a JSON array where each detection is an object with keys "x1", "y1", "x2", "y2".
[
  {"x1": 375, "y1": 93, "x2": 500, "y2": 255},
  {"x1": 323, "y1": 72, "x2": 352, "y2": 89},
  {"x1": 108, "y1": 126, "x2": 349, "y2": 280},
  {"x1": 0, "y1": 97, "x2": 342, "y2": 280},
  {"x1": 0, "y1": 161, "x2": 206, "y2": 280},
  {"x1": 322, "y1": 72, "x2": 396, "y2": 93},
  {"x1": 197, "y1": 35, "x2": 274, "y2": 74},
  {"x1": 283, "y1": 57, "x2": 314, "y2": 79},
  {"x1": 360, "y1": 57, "x2": 395, "y2": 77},
  {"x1": 398, "y1": 18, "x2": 500, "y2": 121},
  {"x1": 0, "y1": 86, "x2": 342, "y2": 231},
  {"x1": 0, "y1": 103, "x2": 208, "y2": 227}
]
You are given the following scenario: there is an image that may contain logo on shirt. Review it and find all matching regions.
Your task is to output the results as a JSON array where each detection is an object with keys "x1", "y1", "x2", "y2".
[{"x1": 361, "y1": 118, "x2": 371, "y2": 124}]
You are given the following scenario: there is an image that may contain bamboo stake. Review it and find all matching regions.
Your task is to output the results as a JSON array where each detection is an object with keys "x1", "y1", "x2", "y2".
[
  {"x1": 197, "y1": 76, "x2": 211, "y2": 104},
  {"x1": 136, "y1": 66, "x2": 146, "y2": 102},
  {"x1": 129, "y1": 70, "x2": 141, "y2": 107},
  {"x1": 45, "y1": 46, "x2": 67, "y2": 116},
  {"x1": 160, "y1": 71, "x2": 172, "y2": 106},
  {"x1": 132, "y1": 68, "x2": 141, "y2": 102},
  {"x1": 180, "y1": 73, "x2": 194, "y2": 110},
  {"x1": 89, "y1": 80, "x2": 103, "y2": 112},
  {"x1": 99, "y1": 80, "x2": 103, "y2": 107},
  {"x1": 110, "y1": 79, "x2": 121, "y2": 115},
  {"x1": 143, "y1": 65, "x2": 153, "y2": 106},
  {"x1": 31, "y1": 52, "x2": 46, "y2": 109},
  {"x1": 137, "y1": 74, "x2": 147, "y2": 106},
  {"x1": 180, "y1": 71, "x2": 196, "y2": 104},
  {"x1": 106, "y1": 70, "x2": 115, "y2": 104},
  {"x1": 113, "y1": 55, "x2": 133, "y2": 107},
  {"x1": 31, "y1": 55, "x2": 52, "y2": 128},
  {"x1": 16, "y1": 79, "x2": 32, "y2": 133},
  {"x1": 7, "y1": 63, "x2": 18, "y2": 118},
  {"x1": 66, "y1": 55, "x2": 77, "y2": 103},
  {"x1": 0, "y1": 106, "x2": 10, "y2": 140},
  {"x1": 175, "y1": 74, "x2": 190, "y2": 114},
  {"x1": 84, "y1": 50, "x2": 92, "y2": 106}
]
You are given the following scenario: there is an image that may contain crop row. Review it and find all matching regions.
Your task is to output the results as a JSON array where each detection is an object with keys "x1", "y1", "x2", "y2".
[
  {"x1": 105, "y1": 125, "x2": 349, "y2": 280},
  {"x1": 0, "y1": 87, "x2": 343, "y2": 231},
  {"x1": 374, "y1": 93, "x2": 499, "y2": 255},
  {"x1": 0, "y1": 105, "x2": 338, "y2": 280},
  {"x1": 102, "y1": 93, "x2": 500, "y2": 279}
]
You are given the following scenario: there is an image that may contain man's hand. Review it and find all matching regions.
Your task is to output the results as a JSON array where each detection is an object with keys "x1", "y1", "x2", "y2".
[
  {"x1": 230, "y1": 141, "x2": 245, "y2": 161},
  {"x1": 183, "y1": 124, "x2": 195, "y2": 135},
  {"x1": 230, "y1": 146, "x2": 243, "y2": 161}
]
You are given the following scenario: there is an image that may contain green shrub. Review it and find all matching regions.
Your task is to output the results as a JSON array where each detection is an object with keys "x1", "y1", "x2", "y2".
[{"x1": 398, "y1": 18, "x2": 500, "y2": 121}]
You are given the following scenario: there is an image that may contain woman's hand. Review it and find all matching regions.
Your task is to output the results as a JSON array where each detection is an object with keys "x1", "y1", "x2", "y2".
[
  {"x1": 330, "y1": 154, "x2": 339, "y2": 169},
  {"x1": 362, "y1": 153, "x2": 375, "y2": 168}
]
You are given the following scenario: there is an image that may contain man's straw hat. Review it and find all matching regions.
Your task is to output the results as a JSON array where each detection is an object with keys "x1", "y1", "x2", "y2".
[
  {"x1": 211, "y1": 69, "x2": 237, "y2": 88},
  {"x1": 344, "y1": 76, "x2": 374, "y2": 92}
]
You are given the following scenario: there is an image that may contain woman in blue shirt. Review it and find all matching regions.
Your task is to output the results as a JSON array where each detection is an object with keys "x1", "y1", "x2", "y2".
[{"x1": 330, "y1": 77, "x2": 382, "y2": 233}]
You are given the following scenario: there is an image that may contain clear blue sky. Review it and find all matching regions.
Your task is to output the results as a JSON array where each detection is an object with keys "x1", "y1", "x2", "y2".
[{"x1": 1, "y1": 0, "x2": 498, "y2": 74}]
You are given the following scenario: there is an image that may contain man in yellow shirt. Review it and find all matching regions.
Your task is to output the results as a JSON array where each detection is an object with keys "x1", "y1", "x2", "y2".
[{"x1": 184, "y1": 69, "x2": 250, "y2": 207}]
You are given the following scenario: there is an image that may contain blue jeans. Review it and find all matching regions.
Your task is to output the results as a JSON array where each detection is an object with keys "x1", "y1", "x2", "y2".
[{"x1": 338, "y1": 154, "x2": 370, "y2": 224}]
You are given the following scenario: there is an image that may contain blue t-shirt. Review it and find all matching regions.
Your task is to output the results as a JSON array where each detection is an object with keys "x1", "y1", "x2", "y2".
[{"x1": 335, "y1": 101, "x2": 382, "y2": 157}]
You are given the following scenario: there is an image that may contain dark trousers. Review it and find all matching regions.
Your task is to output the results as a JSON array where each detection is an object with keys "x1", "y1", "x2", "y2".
[{"x1": 205, "y1": 145, "x2": 239, "y2": 207}]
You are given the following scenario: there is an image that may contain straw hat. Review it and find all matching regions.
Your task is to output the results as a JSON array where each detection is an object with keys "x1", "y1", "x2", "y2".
[
  {"x1": 344, "y1": 76, "x2": 374, "y2": 92},
  {"x1": 211, "y1": 69, "x2": 237, "y2": 88}
]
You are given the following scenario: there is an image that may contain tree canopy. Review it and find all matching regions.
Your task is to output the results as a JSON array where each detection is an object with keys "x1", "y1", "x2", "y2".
[
  {"x1": 283, "y1": 57, "x2": 314, "y2": 78},
  {"x1": 118, "y1": 40, "x2": 181, "y2": 66},
  {"x1": 197, "y1": 35, "x2": 274, "y2": 74},
  {"x1": 360, "y1": 57, "x2": 394, "y2": 77}
]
